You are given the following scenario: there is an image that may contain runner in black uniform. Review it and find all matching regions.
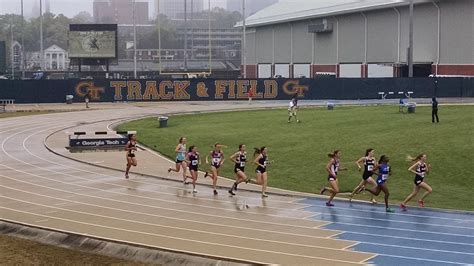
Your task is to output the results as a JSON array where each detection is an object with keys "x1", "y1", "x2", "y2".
[
  {"x1": 400, "y1": 154, "x2": 433, "y2": 211},
  {"x1": 186, "y1": 146, "x2": 200, "y2": 194},
  {"x1": 248, "y1": 147, "x2": 271, "y2": 197},
  {"x1": 125, "y1": 134, "x2": 138, "y2": 179},
  {"x1": 320, "y1": 150, "x2": 347, "y2": 206},
  {"x1": 204, "y1": 143, "x2": 225, "y2": 195},
  {"x1": 228, "y1": 144, "x2": 248, "y2": 196},
  {"x1": 350, "y1": 148, "x2": 378, "y2": 204}
]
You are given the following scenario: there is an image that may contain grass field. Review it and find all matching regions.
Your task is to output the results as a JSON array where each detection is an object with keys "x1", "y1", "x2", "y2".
[
  {"x1": 0, "y1": 111, "x2": 58, "y2": 119},
  {"x1": 117, "y1": 105, "x2": 474, "y2": 211}
]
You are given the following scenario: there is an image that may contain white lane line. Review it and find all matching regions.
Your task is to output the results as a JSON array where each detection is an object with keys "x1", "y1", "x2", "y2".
[
  {"x1": 335, "y1": 230, "x2": 474, "y2": 247},
  {"x1": 35, "y1": 219, "x2": 49, "y2": 223},
  {"x1": 306, "y1": 209, "x2": 474, "y2": 230},
  {"x1": 0, "y1": 174, "x2": 330, "y2": 231},
  {"x1": 321, "y1": 220, "x2": 474, "y2": 238},
  {"x1": 302, "y1": 202, "x2": 474, "y2": 223},
  {"x1": 1, "y1": 196, "x2": 366, "y2": 254},
  {"x1": 352, "y1": 241, "x2": 474, "y2": 256},
  {"x1": 22, "y1": 125, "x2": 312, "y2": 210},
  {"x1": 0, "y1": 207, "x2": 368, "y2": 265},
  {"x1": 0, "y1": 184, "x2": 347, "y2": 244},
  {"x1": 368, "y1": 253, "x2": 467, "y2": 265}
]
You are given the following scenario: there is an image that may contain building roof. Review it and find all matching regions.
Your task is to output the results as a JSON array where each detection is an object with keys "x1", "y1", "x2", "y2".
[{"x1": 237, "y1": 0, "x2": 432, "y2": 27}]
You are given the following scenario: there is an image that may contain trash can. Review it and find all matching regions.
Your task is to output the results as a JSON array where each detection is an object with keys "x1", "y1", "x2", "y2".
[
  {"x1": 407, "y1": 103, "x2": 416, "y2": 113},
  {"x1": 66, "y1": 95, "x2": 74, "y2": 104},
  {"x1": 158, "y1": 116, "x2": 169, "y2": 128},
  {"x1": 327, "y1": 102, "x2": 335, "y2": 110}
]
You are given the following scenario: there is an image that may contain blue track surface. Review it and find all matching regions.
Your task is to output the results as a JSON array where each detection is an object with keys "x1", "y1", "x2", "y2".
[{"x1": 298, "y1": 197, "x2": 474, "y2": 265}]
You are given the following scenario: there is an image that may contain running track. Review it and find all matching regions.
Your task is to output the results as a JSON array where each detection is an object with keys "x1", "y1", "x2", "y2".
[{"x1": 1, "y1": 102, "x2": 473, "y2": 265}]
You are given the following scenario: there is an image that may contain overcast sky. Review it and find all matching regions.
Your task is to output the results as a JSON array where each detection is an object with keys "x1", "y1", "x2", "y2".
[{"x1": 0, "y1": 0, "x2": 233, "y2": 18}]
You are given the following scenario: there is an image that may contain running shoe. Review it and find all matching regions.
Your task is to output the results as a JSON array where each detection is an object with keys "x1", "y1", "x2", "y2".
[
  {"x1": 357, "y1": 185, "x2": 365, "y2": 194},
  {"x1": 245, "y1": 178, "x2": 250, "y2": 184},
  {"x1": 262, "y1": 193, "x2": 268, "y2": 198},
  {"x1": 167, "y1": 167, "x2": 172, "y2": 173},
  {"x1": 386, "y1": 208, "x2": 395, "y2": 213},
  {"x1": 400, "y1": 203, "x2": 407, "y2": 211},
  {"x1": 349, "y1": 193, "x2": 354, "y2": 202},
  {"x1": 204, "y1": 172, "x2": 209, "y2": 178},
  {"x1": 371, "y1": 199, "x2": 378, "y2": 205},
  {"x1": 213, "y1": 190, "x2": 218, "y2": 195},
  {"x1": 320, "y1": 187, "x2": 326, "y2": 195},
  {"x1": 325, "y1": 202, "x2": 334, "y2": 207},
  {"x1": 418, "y1": 200, "x2": 425, "y2": 207},
  {"x1": 193, "y1": 189, "x2": 197, "y2": 193},
  {"x1": 125, "y1": 174, "x2": 129, "y2": 179},
  {"x1": 228, "y1": 189, "x2": 236, "y2": 196}
]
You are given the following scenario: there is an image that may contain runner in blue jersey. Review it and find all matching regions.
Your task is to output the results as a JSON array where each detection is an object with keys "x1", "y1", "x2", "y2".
[{"x1": 366, "y1": 155, "x2": 394, "y2": 212}]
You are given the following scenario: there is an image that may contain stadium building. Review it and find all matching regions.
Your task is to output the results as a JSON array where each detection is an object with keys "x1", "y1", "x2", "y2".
[{"x1": 240, "y1": 0, "x2": 474, "y2": 78}]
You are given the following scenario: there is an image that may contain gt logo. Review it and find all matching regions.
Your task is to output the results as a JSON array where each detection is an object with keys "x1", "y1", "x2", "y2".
[
  {"x1": 282, "y1": 80, "x2": 308, "y2": 96},
  {"x1": 75, "y1": 81, "x2": 105, "y2": 100}
]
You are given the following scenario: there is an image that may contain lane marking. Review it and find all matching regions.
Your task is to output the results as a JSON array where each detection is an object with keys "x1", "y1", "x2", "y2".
[
  {"x1": 0, "y1": 184, "x2": 349, "y2": 245},
  {"x1": 0, "y1": 207, "x2": 368, "y2": 265}
]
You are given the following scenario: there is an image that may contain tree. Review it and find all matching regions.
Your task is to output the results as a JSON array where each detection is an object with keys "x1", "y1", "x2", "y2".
[{"x1": 72, "y1": 11, "x2": 93, "y2": 24}]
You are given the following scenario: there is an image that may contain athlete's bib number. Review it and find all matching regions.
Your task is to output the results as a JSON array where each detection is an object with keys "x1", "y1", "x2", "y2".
[
  {"x1": 263, "y1": 161, "x2": 267, "y2": 167},
  {"x1": 240, "y1": 162, "x2": 245, "y2": 167},
  {"x1": 192, "y1": 160, "x2": 198, "y2": 166},
  {"x1": 212, "y1": 158, "x2": 220, "y2": 164},
  {"x1": 367, "y1": 165, "x2": 373, "y2": 171},
  {"x1": 381, "y1": 174, "x2": 388, "y2": 180},
  {"x1": 419, "y1": 172, "x2": 425, "y2": 178}
]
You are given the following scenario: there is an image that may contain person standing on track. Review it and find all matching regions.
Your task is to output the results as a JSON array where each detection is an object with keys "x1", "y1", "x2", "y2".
[
  {"x1": 349, "y1": 148, "x2": 378, "y2": 204},
  {"x1": 125, "y1": 134, "x2": 138, "y2": 179},
  {"x1": 320, "y1": 150, "x2": 347, "y2": 206},
  {"x1": 204, "y1": 143, "x2": 225, "y2": 195},
  {"x1": 168, "y1": 137, "x2": 190, "y2": 184},
  {"x1": 186, "y1": 145, "x2": 201, "y2": 194},
  {"x1": 247, "y1": 147, "x2": 271, "y2": 198},
  {"x1": 228, "y1": 144, "x2": 248, "y2": 196},
  {"x1": 85, "y1": 90, "x2": 92, "y2": 109},
  {"x1": 365, "y1": 155, "x2": 394, "y2": 213},
  {"x1": 288, "y1": 94, "x2": 300, "y2": 123},
  {"x1": 432, "y1": 97, "x2": 440, "y2": 123},
  {"x1": 400, "y1": 154, "x2": 433, "y2": 211}
]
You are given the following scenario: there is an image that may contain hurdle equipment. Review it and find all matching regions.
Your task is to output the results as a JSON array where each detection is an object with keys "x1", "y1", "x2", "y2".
[{"x1": 68, "y1": 131, "x2": 137, "y2": 152}]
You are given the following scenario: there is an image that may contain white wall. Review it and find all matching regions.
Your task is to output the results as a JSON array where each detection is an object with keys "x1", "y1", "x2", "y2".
[
  {"x1": 258, "y1": 64, "x2": 272, "y2": 78},
  {"x1": 339, "y1": 64, "x2": 361, "y2": 77},
  {"x1": 274, "y1": 64, "x2": 290, "y2": 77},
  {"x1": 368, "y1": 64, "x2": 393, "y2": 77},
  {"x1": 293, "y1": 64, "x2": 310, "y2": 78}
]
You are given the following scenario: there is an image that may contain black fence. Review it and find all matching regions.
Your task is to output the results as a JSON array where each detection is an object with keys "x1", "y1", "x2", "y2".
[{"x1": 0, "y1": 78, "x2": 472, "y2": 103}]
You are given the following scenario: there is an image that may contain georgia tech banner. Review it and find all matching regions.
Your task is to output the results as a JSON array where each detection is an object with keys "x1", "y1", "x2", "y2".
[
  {"x1": 2, "y1": 78, "x2": 470, "y2": 103},
  {"x1": 74, "y1": 79, "x2": 310, "y2": 102}
]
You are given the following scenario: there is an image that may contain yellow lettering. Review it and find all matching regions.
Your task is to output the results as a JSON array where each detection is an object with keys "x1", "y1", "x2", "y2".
[
  {"x1": 174, "y1": 81, "x2": 191, "y2": 100},
  {"x1": 228, "y1": 80, "x2": 236, "y2": 99},
  {"x1": 110, "y1": 81, "x2": 126, "y2": 101},
  {"x1": 236, "y1": 80, "x2": 249, "y2": 99},
  {"x1": 282, "y1": 80, "x2": 308, "y2": 96},
  {"x1": 250, "y1": 80, "x2": 262, "y2": 98},
  {"x1": 264, "y1": 80, "x2": 278, "y2": 99},
  {"x1": 127, "y1": 81, "x2": 142, "y2": 100},
  {"x1": 214, "y1": 80, "x2": 227, "y2": 99},
  {"x1": 159, "y1": 81, "x2": 173, "y2": 100},
  {"x1": 143, "y1": 81, "x2": 159, "y2": 100},
  {"x1": 197, "y1": 82, "x2": 209, "y2": 97}
]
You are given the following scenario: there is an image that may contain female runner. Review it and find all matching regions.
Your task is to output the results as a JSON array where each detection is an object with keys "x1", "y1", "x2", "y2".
[
  {"x1": 366, "y1": 155, "x2": 394, "y2": 212},
  {"x1": 349, "y1": 148, "x2": 378, "y2": 204},
  {"x1": 204, "y1": 143, "x2": 225, "y2": 195},
  {"x1": 125, "y1": 134, "x2": 138, "y2": 179},
  {"x1": 320, "y1": 150, "x2": 347, "y2": 206},
  {"x1": 400, "y1": 154, "x2": 433, "y2": 211},
  {"x1": 248, "y1": 147, "x2": 271, "y2": 198},
  {"x1": 168, "y1": 137, "x2": 190, "y2": 184},
  {"x1": 186, "y1": 145, "x2": 200, "y2": 193},
  {"x1": 228, "y1": 144, "x2": 248, "y2": 196}
]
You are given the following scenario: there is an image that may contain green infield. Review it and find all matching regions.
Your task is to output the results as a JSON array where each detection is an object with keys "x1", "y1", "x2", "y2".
[{"x1": 117, "y1": 105, "x2": 474, "y2": 211}]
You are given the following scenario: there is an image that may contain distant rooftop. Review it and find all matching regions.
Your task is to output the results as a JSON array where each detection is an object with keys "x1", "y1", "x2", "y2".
[{"x1": 237, "y1": 0, "x2": 432, "y2": 27}]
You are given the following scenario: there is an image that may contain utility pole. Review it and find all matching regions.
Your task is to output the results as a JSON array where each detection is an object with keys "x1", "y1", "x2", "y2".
[
  {"x1": 21, "y1": 0, "x2": 25, "y2": 79},
  {"x1": 40, "y1": 0, "x2": 44, "y2": 70},
  {"x1": 242, "y1": 0, "x2": 246, "y2": 78},
  {"x1": 408, "y1": 0, "x2": 414, "y2": 77},
  {"x1": 133, "y1": 0, "x2": 137, "y2": 78},
  {"x1": 10, "y1": 18, "x2": 15, "y2": 79},
  {"x1": 184, "y1": 0, "x2": 188, "y2": 71}
]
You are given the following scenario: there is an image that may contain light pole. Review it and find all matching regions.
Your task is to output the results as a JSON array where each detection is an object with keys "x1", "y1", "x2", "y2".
[
  {"x1": 21, "y1": 0, "x2": 25, "y2": 79},
  {"x1": 184, "y1": 0, "x2": 188, "y2": 72},
  {"x1": 242, "y1": 0, "x2": 246, "y2": 78},
  {"x1": 40, "y1": 0, "x2": 44, "y2": 70},
  {"x1": 132, "y1": 0, "x2": 137, "y2": 79},
  {"x1": 408, "y1": 0, "x2": 414, "y2": 77},
  {"x1": 10, "y1": 18, "x2": 15, "y2": 79}
]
